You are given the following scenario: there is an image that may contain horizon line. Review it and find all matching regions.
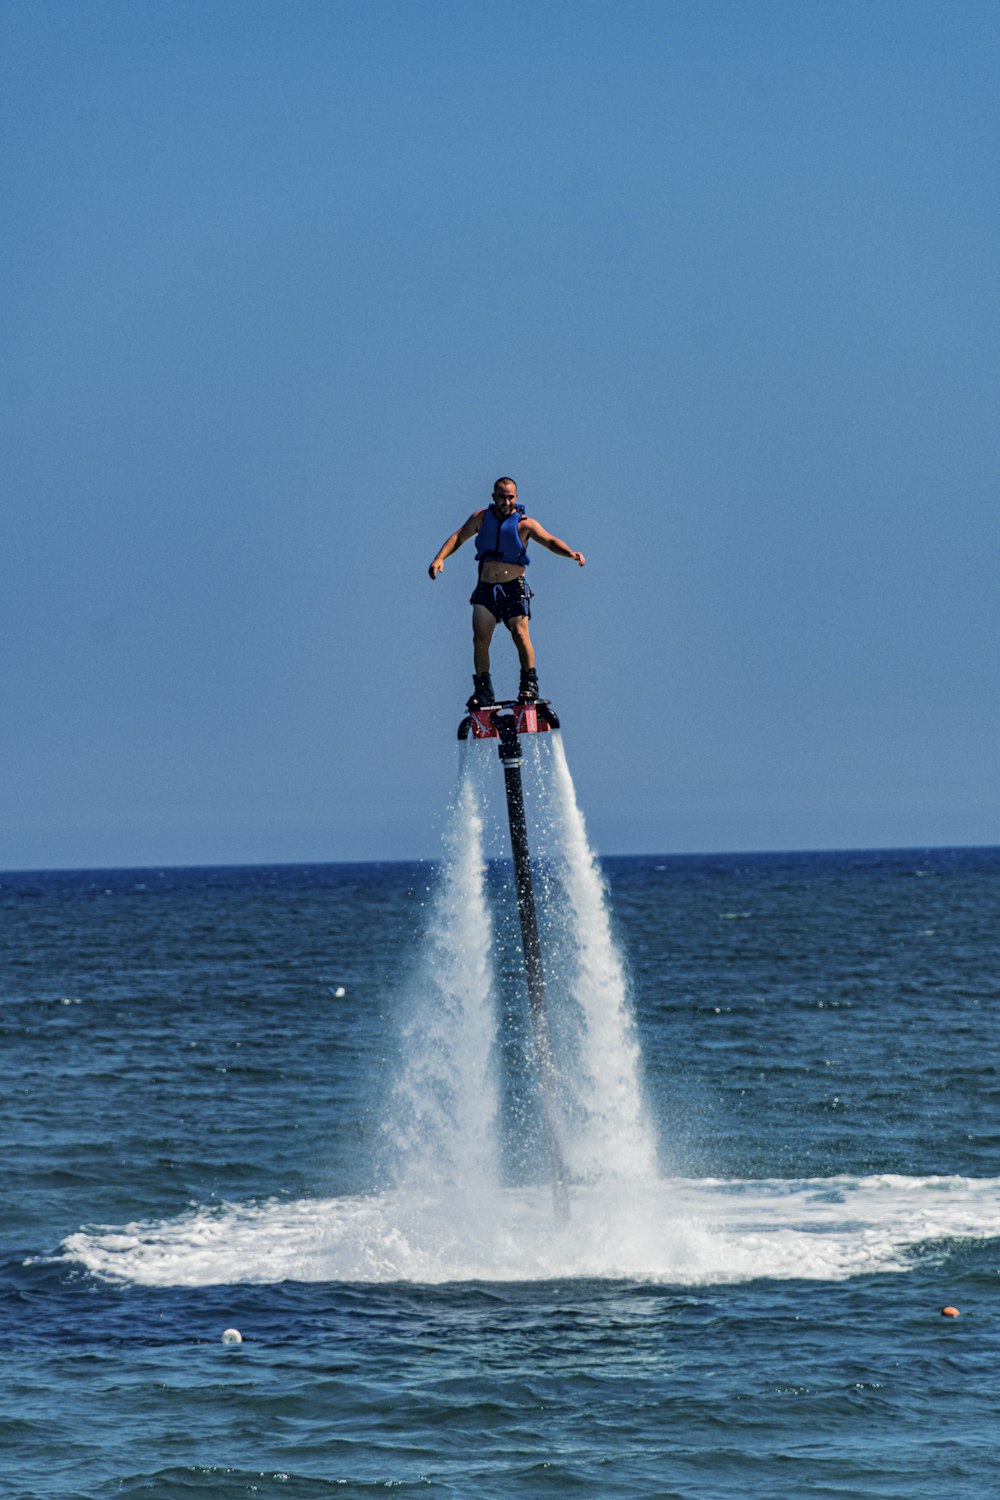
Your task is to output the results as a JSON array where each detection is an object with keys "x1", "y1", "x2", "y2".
[{"x1": 3, "y1": 841, "x2": 999, "y2": 880}]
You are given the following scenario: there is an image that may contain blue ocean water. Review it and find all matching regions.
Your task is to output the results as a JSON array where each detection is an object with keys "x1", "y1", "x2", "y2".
[{"x1": 3, "y1": 741, "x2": 1000, "y2": 1498}]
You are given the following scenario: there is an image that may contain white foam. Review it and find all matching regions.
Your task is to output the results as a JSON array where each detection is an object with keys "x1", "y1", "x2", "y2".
[{"x1": 58, "y1": 1174, "x2": 1000, "y2": 1287}]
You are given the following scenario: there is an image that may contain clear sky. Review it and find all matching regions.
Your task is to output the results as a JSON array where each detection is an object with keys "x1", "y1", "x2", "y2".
[{"x1": 3, "y1": 0, "x2": 998, "y2": 870}]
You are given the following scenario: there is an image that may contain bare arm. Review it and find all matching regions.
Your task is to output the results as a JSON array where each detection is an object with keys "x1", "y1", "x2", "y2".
[
  {"x1": 428, "y1": 511, "x2": 484, "y2": 579},
  {"x1": 522, "y1": 517, "x2": 586, "y2": 567}
]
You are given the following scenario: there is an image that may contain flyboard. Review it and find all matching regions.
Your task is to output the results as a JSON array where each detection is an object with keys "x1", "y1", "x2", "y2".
[{"x1": 457, "y1": 699, "x2": 570, "y2": 1225}]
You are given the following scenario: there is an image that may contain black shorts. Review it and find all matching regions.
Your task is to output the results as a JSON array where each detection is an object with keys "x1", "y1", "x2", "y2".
[{"x1": 469, "y1": 577, "x2": 533, "y2": 624}]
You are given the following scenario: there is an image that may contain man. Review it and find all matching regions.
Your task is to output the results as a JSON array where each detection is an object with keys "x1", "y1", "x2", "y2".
[{"x1": 428, "y1": 476, "x2": 586, "y2": 708}]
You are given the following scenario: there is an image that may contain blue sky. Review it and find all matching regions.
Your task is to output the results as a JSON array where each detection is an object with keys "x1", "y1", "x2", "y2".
[{"x1": 3, "y1": 0, "x2": 998, "y2": 869}]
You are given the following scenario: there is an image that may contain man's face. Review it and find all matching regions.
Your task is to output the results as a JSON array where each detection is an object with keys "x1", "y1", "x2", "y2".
[{"x1": 492, "y1": 483, "x2": 518, "y2": 516}]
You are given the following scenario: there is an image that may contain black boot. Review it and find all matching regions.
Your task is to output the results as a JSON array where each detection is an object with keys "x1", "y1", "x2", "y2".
[
  {"x1": 518, "y1": 667, "x2": 539, "y2": 703},
  {"x1": 467, "y1": 671, "x2": 496, "y2": 710}
]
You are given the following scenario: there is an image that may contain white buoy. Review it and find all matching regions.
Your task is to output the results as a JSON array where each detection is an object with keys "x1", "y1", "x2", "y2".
[
  {"x1": 221, "y1": 1327, "x2": 243, "y2": 1344},
  {"x1": 334, "y1": 986, "x2": 346, "y2": 997}
]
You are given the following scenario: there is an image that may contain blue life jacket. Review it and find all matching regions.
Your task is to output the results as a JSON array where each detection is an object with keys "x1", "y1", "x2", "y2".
[{"x1": 475, "y1": 504, "x2": 530, "y2": 573}]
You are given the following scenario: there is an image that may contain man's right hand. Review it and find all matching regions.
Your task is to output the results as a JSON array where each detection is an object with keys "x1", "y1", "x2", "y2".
[{"x1": 428, "y1": 559, "x2": 443, "y2": 579}]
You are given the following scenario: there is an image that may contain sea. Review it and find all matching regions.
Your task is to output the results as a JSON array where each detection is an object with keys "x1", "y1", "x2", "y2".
[{"x1": 3, "y1": 731, "x2": 1000, "y2": 1499}]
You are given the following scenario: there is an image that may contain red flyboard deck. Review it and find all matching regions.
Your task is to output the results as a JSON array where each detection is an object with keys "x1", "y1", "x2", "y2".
[{"x1": 457, "y1": 699, "x2": 559, "y2": 741}]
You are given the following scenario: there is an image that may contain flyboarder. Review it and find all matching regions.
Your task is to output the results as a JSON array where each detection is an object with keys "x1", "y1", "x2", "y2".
[{"x1": 428, "y1": 477, "x2": 586, "y2": 710}]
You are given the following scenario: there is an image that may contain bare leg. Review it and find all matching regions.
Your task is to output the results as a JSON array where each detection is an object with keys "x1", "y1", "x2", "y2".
[
  {"x1": 508, "y1": 615, "x2": 536, "y2": 670},
  {"x1": 472, "y1": 604, "x2": 498, "y2": 674}
]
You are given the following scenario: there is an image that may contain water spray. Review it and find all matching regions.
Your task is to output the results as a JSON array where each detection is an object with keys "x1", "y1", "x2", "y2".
[{"x1": 459, "y1": 699, "x2": 570, "y2": 1224}]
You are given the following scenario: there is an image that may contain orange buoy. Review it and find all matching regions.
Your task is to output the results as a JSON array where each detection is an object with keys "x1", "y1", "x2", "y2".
[{"x1": 941, "y1": 1306, "x2": 960, "y2": 1318}]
